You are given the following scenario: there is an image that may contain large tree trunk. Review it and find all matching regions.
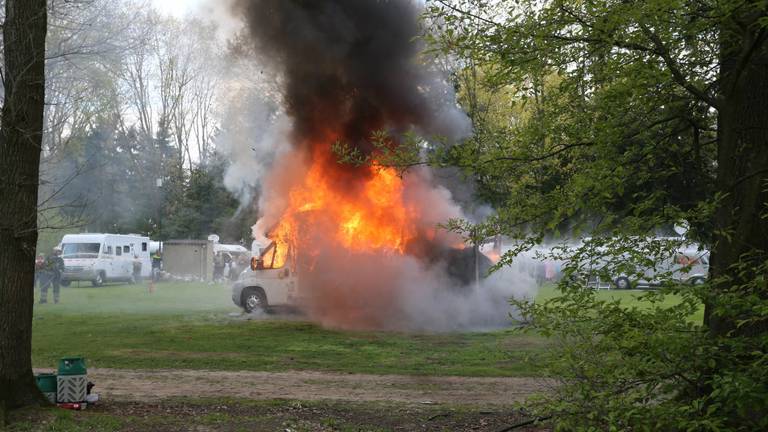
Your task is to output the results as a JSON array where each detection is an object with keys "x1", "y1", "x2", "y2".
[
  {"x1": 0, "y1": 0, "x2": 49, "y2": 410},
  {"x1": 706, "y1": 11, "x2": 768, "y2": 336}
]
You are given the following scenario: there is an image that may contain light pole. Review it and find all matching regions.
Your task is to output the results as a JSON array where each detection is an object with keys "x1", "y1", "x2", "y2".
[{"x1": 156, "y1": 178, "x2": 163, "y2": 241}]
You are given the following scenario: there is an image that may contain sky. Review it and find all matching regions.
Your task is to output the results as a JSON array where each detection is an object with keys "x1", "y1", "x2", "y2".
[
  {"x1": 151, "y1": 0, "x2": 242, "y2": 37},
  {"x1": 151, "y1": 0, "x2": 207, "y2": 17}
]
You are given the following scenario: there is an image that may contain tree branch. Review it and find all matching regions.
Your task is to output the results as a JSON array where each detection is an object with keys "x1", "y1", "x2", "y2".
[{"x1": 639, "y1": 23, "x2": 720, "y2": 109}]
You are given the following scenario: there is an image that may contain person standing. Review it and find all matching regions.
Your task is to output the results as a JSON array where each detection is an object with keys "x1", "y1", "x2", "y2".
[
  {"x1": 132, "y1": 255, "x2": 142, "y2": 284},
  {"x1": 40, "y1": 247, "x2": 64, "y2": 304},
  {"x1": 34, "y1": 254, "x2": 45, "y2": 289},
  {"x1": 151, "y1": 251, "x2": 162, "y2": 282},
  {"x1": 212, "y1": 252, "x2": 224, "y2": 282}
]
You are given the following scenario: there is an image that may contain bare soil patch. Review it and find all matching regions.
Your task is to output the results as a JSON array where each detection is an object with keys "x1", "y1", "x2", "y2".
[
  {"x1": 10, "y1": 398, "x2": 552, "y2": 432},
  {"x1": 56, "y1": 368, "x2": 549, "y2": 406}
]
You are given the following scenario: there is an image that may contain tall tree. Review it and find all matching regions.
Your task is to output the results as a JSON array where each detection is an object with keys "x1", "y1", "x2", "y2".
[
  {"x1": 426, "y1": 0, "x2": 767, "y2": 429},
  {"x1": 0, "y1": 0, "x2": 49, "y2": 411}
]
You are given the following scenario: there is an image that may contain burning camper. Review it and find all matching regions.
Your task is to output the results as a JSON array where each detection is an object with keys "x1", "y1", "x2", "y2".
[
  {"x1": 231, "y1": 238, "x2": 298, "y2": 313},
  {"x1": 226, "y1": 0, "x2": 532, "y2": 330},
  {"x1": 232, "y1": 219, "x2": 496, "y2": 317}
]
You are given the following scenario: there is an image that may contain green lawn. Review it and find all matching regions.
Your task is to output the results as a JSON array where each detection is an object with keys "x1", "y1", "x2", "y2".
[
  {"x1": 32, "y1": 282, "x2": 547, "y2": 377},
  {"x1": 32, "y1": 281, "x2": 700, "y2": 377},
  {"x1": 537, "y1": 284, "x2": 705, "y2": 324}
]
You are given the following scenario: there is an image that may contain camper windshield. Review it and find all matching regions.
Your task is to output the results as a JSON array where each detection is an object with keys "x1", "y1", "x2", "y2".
[
  {"x1": 259, "y1": 242, "x2": 283, "y2": 269},
  {"x1": 62, "y1": 243, "x2": 101, "y2": 258}
]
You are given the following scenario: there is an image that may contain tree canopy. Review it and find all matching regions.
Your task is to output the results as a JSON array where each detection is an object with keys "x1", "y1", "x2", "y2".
[{"x1": 422, "y1": 0, "x2": 768, "y2": 430}]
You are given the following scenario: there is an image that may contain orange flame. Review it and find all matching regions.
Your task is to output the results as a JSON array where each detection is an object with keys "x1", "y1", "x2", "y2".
[{"x1": 263, "y1": 140, "x2": 419, "y2": 269}]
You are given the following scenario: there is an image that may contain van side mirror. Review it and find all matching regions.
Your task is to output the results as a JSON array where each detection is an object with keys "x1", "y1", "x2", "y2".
[{"x1": 250, "y1": 257, "x2": 264, "y2": 271}]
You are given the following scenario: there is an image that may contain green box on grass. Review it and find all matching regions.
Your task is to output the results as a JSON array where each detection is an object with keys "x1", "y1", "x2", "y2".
[{"x1": 35, "y1": 373, "x2": 57, "y2": 393}]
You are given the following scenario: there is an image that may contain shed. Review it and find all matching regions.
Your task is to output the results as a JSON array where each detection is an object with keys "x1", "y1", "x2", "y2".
[{"x1": 162, "y1": 239, "x2": 214, "y2": 281}]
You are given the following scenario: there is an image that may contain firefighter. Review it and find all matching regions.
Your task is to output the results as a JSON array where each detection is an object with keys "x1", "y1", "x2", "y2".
[
  {"x1": 40, "y1": 247, "x2": 64, "y2": 304},
  {"x1": 151, "y1": 251, "x2": 162, "y2": 282},
  {"x1": 213, "y1": 252, "x2": 225, "y2": 282}
]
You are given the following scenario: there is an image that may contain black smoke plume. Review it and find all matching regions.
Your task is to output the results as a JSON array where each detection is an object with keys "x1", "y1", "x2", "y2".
[{"x1": 233, "y1": 0, "x2": 467, "y2": 157}]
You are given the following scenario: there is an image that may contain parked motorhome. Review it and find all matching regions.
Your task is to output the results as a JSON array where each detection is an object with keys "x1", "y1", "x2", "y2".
[
  {"x1": 585, "y1": 243, "x2": 709, "y2": 290},
  {"x1": 59, "y1": 233, "x2": 152, "y2": 286}
]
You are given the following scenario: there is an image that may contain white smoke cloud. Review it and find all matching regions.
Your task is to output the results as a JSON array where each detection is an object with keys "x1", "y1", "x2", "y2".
[{"x1": 397, "y1": 262, "x2": 536, "y2": 332}]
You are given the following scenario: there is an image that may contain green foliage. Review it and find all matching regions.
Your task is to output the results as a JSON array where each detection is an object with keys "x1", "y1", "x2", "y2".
[
  {"x1": 422, "y1": 0, "x2": 768, "y2": 430},
  {"x1": 161, "y1": 162, "x2": 240, "y2": 241}
]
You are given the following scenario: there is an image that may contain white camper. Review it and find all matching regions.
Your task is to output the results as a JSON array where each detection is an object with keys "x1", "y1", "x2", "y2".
[
  {"x1": 59, "y1": 233, "x2": 152, "y2": 286},
  {"x1": 231, "y1": 240, "x2": 299, "y2": 313}
]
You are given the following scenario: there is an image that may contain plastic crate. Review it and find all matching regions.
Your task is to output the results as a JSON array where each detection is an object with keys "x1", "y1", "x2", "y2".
[
  {"x1": 35, "y1": 373, "x2": 57, "y2": 403},
  {"x1": 57, "y1": 375, "x2": 87, "y2": 403}
]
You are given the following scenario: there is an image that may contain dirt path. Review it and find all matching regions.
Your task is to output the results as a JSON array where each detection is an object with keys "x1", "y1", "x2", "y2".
[{"x1": 46, "y1": 368, "x2": 550, "y2": 406}]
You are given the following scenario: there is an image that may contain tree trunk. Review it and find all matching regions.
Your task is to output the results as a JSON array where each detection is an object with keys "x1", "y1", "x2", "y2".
[
  {"x1": 0, "y1": 0, "x2": 49, "y2": 410},
  {"x1": 706, "y1": 12, "x2": 768, "y2": 336}
]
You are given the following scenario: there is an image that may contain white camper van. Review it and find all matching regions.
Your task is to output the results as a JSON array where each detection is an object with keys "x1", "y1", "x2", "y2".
[
  {"x1": 231, "y1": 240, "x2": 299, "y2": 313},
  {"x1": 585, "y1": 243, "x2": 709, "y2": 290},
  {"x1": 59, "y1": 233, "x2": 152, "y2": 286}
]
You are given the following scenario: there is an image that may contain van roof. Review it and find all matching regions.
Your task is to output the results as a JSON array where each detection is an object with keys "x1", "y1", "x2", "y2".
[
  {"x1": 214, "y1": 244, "x2": 249, "y2": 253},
  {"x1": 61, "y1": 233, "x2": 150, "y2": 242}
]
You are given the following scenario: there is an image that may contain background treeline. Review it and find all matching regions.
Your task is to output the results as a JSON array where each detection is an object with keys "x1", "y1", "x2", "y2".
[{"x1": 28, "y1": 0, "x2": 262, "y2": 251}]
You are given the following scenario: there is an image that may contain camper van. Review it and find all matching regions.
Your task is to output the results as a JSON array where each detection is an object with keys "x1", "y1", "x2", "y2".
[
  {"x1": 585, "y1": 243, "x2": 709, "y2": 290},
  {"x1": 231, "y1": 240, "x2": 298, "y2": 313},
  {"x1": 59, "y1": 233, "x2": 152, "y2": 286}
]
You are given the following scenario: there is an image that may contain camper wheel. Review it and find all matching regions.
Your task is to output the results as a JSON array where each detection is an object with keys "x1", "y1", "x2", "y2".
[
  {"x1": 242, "y1": 287, "x2": 267, "y2": 313},
  {"x1": 92, "y1": 271, "x2": 105, "y2": 287}
]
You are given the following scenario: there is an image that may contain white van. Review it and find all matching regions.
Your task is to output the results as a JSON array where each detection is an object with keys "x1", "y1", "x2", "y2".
[
  {"x1": 585, "y1": 244, "x2": 709, "y2": 290},
  {"x1": 59, "y1": 233, "x2": 152, "y2": 286},
  {"x1": 231, "y1": 240, "x2": 299, "y2": 313}
]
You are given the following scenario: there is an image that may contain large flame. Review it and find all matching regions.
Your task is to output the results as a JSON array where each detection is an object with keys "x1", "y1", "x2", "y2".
[{"x1": 261, "y1": 139, "x2": 420, "y2": 270}]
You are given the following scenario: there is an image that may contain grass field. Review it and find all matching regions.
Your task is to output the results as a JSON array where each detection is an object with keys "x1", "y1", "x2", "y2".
[
  {"x1": 32, "y1": 282, "x2": 547, "y2": 377},
  {"x1": 536, "y1": 284, "x2": 705, "y2": 324},
  {"x1": 31, "y1": 281, "x2": 700, "y2": 377}
]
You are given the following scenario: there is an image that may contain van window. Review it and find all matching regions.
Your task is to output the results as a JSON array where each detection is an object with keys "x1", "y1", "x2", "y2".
[
  {"x1": 259, "y1": 244, "x2": 284, "y2": 269},
  {"x1": 116, "y1": 247, "x2": 122, "y2": 256},
  {"x1": 142, "y1": 242, "x2": 147, "y2": 252},
  {"x1": 61, "y1": 243, "x2": 101, "y2": 258},
  {"x1": 123, "y1": 246, "x2": 130, "y2": 254},
  {"x1": 104, "y1": 246, "x2": 112, "y2": 255}
]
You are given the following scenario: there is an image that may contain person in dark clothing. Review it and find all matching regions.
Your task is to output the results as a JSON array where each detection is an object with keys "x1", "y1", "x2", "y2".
[
  {"x1": 151, "y1": 251, "x2": 162, "y2": 282},
  {"x1": 40, "y1": 247, "x2": 64, "y2": 304},
  {"x1": 213, "y1": 252, "x2": 225, "y2": 282},
  {"x1": 34, "y1": 254, "x2": 45, "y2": 288}
]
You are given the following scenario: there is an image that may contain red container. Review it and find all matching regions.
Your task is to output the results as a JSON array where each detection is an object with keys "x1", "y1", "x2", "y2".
[{"x1": 57, "y1": 402, "x2": 86, "y2": 410}]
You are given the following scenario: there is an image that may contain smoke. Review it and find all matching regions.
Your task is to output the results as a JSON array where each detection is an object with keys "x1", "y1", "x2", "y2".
[
  {"x1": 224, "y1": 0, "x2": 534, "y2": 331},
  {"x1": 232, "y1": 0, "x2": 471, "y2": 146}
]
